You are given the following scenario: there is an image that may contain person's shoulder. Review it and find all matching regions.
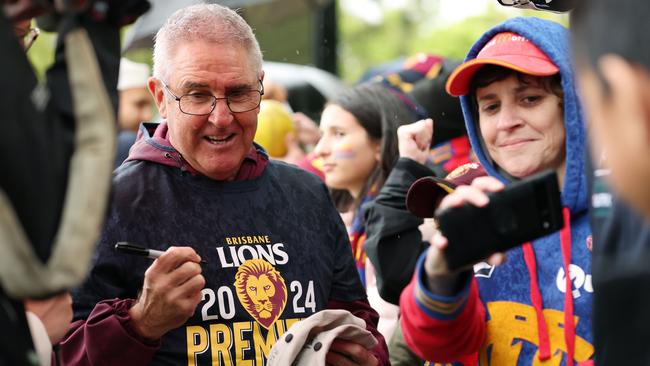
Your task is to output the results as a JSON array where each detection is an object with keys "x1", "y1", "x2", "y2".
[
  {"x1": 265, "y1": 161, "x2": 332, "y2": 204},
  {"x1": 112, "y1": 160, "x2": 169, "y2": 194},
  {"x1": 267, "y1": 160, "x2": 325, "y2": 187},
  {"x1": 113, "y1": 159, "x2": 149, "y2": 181}
]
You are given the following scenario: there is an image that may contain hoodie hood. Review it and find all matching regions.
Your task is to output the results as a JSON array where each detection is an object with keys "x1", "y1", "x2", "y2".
[
  {"x1": 125, "y1": 122, "x2": 269, "y2": 180},
  {"x1": 458, "y1": 17, "x2": 588, "y2": 214}
]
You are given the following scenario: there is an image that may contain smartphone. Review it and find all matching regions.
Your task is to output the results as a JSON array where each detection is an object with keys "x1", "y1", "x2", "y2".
[{"x1": 435, "y1": 170, "x2": 563, "y2": 271}]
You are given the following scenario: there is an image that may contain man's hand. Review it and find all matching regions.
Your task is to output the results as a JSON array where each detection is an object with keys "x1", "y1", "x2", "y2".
[
  {"x1": 128, "y1": 246, "x2": 205, "y2": 341},
  {"x1": 24, "y1": 292, "x2": 73, "y2": 344},
  {"x1": 397, "y1": 118, "x2": 433, "y2": 164},
  {"x1": 326, "y1": 339, "x2": 379, "y2": 366},
  {"x1": 424, "y1": 176, "x2": 507, "y2": 294}
]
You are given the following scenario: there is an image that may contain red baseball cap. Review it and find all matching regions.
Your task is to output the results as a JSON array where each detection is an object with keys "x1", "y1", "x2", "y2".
[
  {"x1": 445, "y1": 32, "x2": 559, "y2": 96},
  {"x1": 406, "y1": 162, "x2": 486, "y2": 218}
]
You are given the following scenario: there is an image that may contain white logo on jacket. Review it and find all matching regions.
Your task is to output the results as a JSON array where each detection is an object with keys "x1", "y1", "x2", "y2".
[
  {"x1": 474, "y1": 262, "x2": 495, "y2": 278},
  {"x1": 556, "y1": 264, "x2": 593, "y2": 298}
]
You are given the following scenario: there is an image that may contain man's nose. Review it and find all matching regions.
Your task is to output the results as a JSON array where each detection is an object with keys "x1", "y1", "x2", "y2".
[{"x1": 207, "y1": 98, "x2": 233, "y2": 126}]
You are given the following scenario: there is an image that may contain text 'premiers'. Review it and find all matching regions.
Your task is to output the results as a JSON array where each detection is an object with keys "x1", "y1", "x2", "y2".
[{"x1": 186, "y1": 317, "x2": 302, "y2": 366}]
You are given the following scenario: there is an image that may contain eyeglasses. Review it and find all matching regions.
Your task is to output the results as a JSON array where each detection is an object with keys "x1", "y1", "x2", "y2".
[
  {"x1": 496, "y1": 0, "x2": 576, "y2": 12},
  {"x1": 161, "y1": 80, "x2": 264, "y2": 115},
  {"x1": 14, "y1": 27, "x2": 40, "y2": 52}
]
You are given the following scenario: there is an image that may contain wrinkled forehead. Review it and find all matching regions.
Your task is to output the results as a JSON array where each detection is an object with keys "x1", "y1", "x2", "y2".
[{"x1": 165, "y1": 42, "x2": 261, "y2": 86}]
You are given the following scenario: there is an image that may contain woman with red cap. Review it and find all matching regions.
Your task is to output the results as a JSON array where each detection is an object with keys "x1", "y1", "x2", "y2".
[{"x1": 399, "y1": 17, "x2": 593, "y2": 365}]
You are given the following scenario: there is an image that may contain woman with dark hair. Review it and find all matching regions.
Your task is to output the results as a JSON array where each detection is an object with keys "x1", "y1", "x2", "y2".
[
  {"x1": 317, "y1": 83, "x2": 413, "y2": 213},
  {"x1": 313, "y1": 82, "x2": 418, "y2": 341}
]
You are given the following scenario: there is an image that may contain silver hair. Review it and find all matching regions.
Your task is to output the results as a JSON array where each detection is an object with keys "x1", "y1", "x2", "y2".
[{"x1": 152, "y1": 4, "x2": 263, "y2": 81}]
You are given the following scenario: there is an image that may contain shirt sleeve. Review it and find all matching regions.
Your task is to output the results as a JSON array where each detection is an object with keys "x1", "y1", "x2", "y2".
[
  {"x1": 363, "y1": 158, "x2": 433, "y2": 304},
  {"x1": 59, "y1": 299, "x2": 159, "y2": 366},
  {"x1": 399, "y1": 252, "x2": 486, "y2": 363},
  {"x1": 62, "y1": 199, "x2": 156, "y2": 365}
]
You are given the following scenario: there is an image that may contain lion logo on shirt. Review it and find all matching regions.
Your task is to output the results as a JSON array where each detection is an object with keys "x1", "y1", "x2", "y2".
[{"x1": 234, "y1": 258, "x2": 287, "y2": 329}]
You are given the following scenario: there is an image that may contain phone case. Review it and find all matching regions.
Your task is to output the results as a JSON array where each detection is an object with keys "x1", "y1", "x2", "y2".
[{"x1": 436, "y1": 170, "x2": 564, "y2": 271}]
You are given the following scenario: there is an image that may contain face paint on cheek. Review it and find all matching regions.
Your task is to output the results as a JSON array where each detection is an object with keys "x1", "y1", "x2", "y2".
[{"x1": 332, "y1": 142, "x2": 356, "y2": 160}]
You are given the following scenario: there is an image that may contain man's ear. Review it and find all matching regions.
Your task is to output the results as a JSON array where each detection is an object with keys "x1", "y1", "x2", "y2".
[{"x1": 148, "y1": 77, "x2": 167, "y2": 118}]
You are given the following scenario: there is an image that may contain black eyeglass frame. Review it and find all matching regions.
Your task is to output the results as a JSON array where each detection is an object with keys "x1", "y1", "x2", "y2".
[{"x1": 161, "y1": 79, "x2": 265, "y2": 115}]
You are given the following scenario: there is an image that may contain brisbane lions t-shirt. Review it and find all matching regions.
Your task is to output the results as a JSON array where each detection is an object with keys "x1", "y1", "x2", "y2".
[{"x1": 73, "y1": 159, "x2": 366, "y2": 365}]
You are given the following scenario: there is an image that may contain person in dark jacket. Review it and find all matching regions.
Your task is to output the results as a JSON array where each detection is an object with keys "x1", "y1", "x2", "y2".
[
  {"x1": 571, "y1": 1, "x2": 650, "y2": 364},
  {"x1": 363, "y1": 55, "x2": 470, "y2": 307},
  {"x1": 60, "y1": 4, "x2": 388, "y2": 365}
]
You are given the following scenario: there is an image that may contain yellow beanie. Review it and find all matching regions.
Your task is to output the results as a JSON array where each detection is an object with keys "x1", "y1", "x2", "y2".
[{"x1": 255, "y1": 100, "x2": 295, "y2": 157}]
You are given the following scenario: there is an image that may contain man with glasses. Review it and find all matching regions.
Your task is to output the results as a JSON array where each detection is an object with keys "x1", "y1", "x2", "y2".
[{"x1": 62, "y1": 4, "x2": 387, "y2": 366}]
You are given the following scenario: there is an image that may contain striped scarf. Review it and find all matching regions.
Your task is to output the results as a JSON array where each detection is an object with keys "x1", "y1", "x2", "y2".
[{"x1": 348, "y1": 189, "x2": 378, "y2": 288}]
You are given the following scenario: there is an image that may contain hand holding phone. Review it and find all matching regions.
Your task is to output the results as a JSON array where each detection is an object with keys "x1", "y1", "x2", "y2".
[{"x1": 434, "y1": 170, "x2": 563, "y2": 271}]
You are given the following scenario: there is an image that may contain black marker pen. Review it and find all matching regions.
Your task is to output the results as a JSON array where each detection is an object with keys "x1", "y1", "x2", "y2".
[{"x1": 114, "y1": 242, "x2": 207, "y2": 263}]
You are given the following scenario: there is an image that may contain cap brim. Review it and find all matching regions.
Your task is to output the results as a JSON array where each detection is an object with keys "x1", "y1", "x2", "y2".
[
  {"x1": 406, "y1": 177, "x2": 457, "y2": 218},
  {"x1": 445, "y1": 56, "x2": 559, "y2": 96}
]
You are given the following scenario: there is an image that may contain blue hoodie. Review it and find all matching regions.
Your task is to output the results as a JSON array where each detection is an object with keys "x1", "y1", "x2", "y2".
[{"x1": 400, "y1": 17, "x2": 593, "y2": 365}]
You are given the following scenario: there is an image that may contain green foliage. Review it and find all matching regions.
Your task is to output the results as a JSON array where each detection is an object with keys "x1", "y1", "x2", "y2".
[
  {"x1": 25, "y1": 24, "x2": 151, "y2": 81},
  {"x1": 411, "y1": 9, "x2": 510, "y2": 60},
  {"x1": 121, "y1": 24, "x2": 153, "y2": 67},
  {"x1": 338, "y1": 9, "x2": 415, "y2": 84},
  {"x1": 337, "y1": 1, "x2": 568, "y2": 83},
  {"x1": 23, "y1": 2, "x2": 568, "y2": 85}
]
